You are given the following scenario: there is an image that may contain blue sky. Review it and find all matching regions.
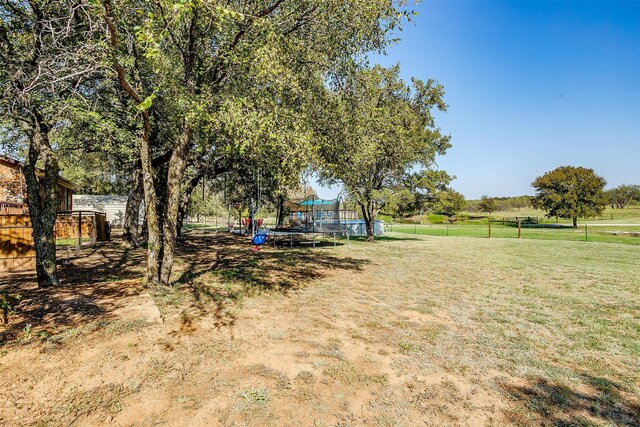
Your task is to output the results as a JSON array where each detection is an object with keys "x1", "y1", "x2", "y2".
[{"x1": 314, "y1": 0, "x2": 640, "y2": 200}]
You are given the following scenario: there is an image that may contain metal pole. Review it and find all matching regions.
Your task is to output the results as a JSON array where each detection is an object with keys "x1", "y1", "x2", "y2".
[
  {"x1": 78, "y1": 211, "x2": 82, "y2": 248},
  {"x1": 312, "y1": 195, "x2": 315, "y2": 233}
]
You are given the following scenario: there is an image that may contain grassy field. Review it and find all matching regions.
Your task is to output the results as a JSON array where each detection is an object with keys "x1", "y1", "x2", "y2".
[
  {"x1": 1, "y1": 232, "x2": 638, "y2": 426},
  {"x1": 459, "y1": 205, "x2": 640, "y2": 224},
  {"x1": 387, "y1": 223, "x2": 640, "y2": 245}
]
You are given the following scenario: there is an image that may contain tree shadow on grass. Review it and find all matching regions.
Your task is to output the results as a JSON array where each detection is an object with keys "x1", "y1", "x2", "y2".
[
  {"x1": 0, "y1": 243, "x2": 148, "y2": 343},
  {"x1": 502, "y1": 374, "x2": 640, "y2": 426},
  {"x1": 168, "y1": 232, "x2": 371, "y2": 329}
]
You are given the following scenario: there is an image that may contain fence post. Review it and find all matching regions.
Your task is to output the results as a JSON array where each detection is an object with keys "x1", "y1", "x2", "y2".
[
  {"x1": 488, "y1": 219, "x2": 491, "y2": 238},
  {"x1": 585, "y1": 223, "x2": 588, "y2": 242},
  {"x1": 518, "y1": 220, "x2": 521, "y2": 239},
  {"x1": 446, "y1": 222, "x2": 449, "y2": 237},
  {"x1": 78, "y1": 211, "x2": 82, "y2": 248},
  {"x1": 414, "y1": 223, "x2": 417, "y2": 234}
]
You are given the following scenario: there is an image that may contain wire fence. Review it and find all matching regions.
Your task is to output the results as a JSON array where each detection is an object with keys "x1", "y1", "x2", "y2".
[
  {"x1": 182, "y1": 215, "x2": 283, "y2": 234},
  {"x1": 384, "y1": 222, "x2": 640, "y2": 245}
]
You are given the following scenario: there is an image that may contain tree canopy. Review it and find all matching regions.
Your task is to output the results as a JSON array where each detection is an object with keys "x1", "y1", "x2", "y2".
[
  {"x1": 316, "y1": 64, "x2": 451, "y2": 240},
  {"x1": 531, "y1": 166, "x2": 607, "y2": 228},
  {"x1": 0, "y1": 0, "x2": 425, "y2": 286},
  {"x1": 605, "y1": 184, "x2": 640, "y2": 209},
  {"x1": 478, "y1": 195, "x2": 497, "y2": 215}
]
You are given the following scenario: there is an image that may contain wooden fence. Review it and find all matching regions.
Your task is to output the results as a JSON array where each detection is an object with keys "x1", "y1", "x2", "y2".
[
  {"x1": 0, "y1": 201, "x2": 25, "y2": 215},
  {"x1": 0, "y1": 214, "x2": 35, "y2": 272},
  {"x1": 0, "y1": 211, "x2": 108, "y2": 272}
]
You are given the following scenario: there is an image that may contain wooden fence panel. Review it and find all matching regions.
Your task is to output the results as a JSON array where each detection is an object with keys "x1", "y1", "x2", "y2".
[
  {"x1": 0, "y1": 215, "x2": 35, "y2": 272},
  {"x1": 0, "y1": 211, "x2": 106, "y2": 272}
]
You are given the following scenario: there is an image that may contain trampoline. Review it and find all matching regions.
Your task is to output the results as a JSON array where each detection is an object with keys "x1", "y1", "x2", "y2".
[{"x1": 268, "y1": 196, "x2": 348, "y2": 247}]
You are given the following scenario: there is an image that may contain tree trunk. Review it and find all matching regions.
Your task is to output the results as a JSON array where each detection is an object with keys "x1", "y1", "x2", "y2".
[
  {"x1": 22, "y1": 119, "x2": 60, "y2": 288},
  {"x1": 138, "y1": 114, "x2": 163, "y2": 287},
  {"x1": 121, "y1": 170, "x2": 143, "y2": 248},
  {"x1": 177, "y1": 169, "x2": 206, "y2": 237},
  {"x1": 102, "y1": 2, "x2": 167, "y2": 286},
  {"x1": 358, "y1": 201, "x2": 375, "y2": 242},
  {"x1": 159, "y1": 125, "x2": 192, "y2": 286},
  {"x1": 572, "y1": 216, "x2": 578, "y2": 228},
  {"x1": 140, "y1": 205, "x2": 148, "y2": 243}
]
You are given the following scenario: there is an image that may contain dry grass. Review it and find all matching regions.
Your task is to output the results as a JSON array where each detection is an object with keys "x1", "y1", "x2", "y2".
[{"x1": 1, "y1": 231, "x2": 638, "y2": 426}]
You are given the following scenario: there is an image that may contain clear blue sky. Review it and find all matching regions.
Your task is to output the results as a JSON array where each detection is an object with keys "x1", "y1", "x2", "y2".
[{"x1": 315, "y1": 0, "x2": 640, "y2": 200}]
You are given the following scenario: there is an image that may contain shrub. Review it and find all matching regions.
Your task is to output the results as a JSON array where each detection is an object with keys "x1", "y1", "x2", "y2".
[
  {"x1": 1, "y1": 291, "x2": 22, "y2": 324},
  {"x1": 427, "y1": 214, "x2": 445, "y2": 224}
]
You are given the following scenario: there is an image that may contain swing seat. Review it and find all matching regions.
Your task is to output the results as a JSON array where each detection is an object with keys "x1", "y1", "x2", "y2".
[{"x1": 252, "y1": 233, "x2": 267, "y2": 246}]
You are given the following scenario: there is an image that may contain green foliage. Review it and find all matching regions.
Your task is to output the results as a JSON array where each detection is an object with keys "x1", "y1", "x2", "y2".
[
  {"x1": 427, "y1": 213, "x2": 446, "y2": 224},
  {"x1": 375, "y1": 187, "x2": 415, "y2": 217},
  {"x1": 316, "y1": 64, "x2": 451, "y2": 235},
  {"x1": 606, "y1": 185, "x2": 640, "y2": 209},
  {"x1": 465, "y1": 195, "x2": 532, "y2": 213},
  {"x1": 531, "y1": 166, "x2": 607, "y2": 227},
  {"x1": 432, "y1": 188, "x2": 465, "y2": 215},
  {"x1": 1, "y1": 291, "x2": 22, "y2": 324},
  {"x1": 478, "y1": 195, "x2": 497, "y2": 214}
]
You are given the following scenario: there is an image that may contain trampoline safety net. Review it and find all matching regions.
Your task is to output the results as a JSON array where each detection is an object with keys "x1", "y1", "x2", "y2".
[{"x1": 275, "y1": 196, "x2": 342, "y2": 232}]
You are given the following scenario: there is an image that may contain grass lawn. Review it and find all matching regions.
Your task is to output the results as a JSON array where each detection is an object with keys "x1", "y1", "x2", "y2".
[
  {"x1": 460, "y1": 205, "x2": 640, "y2": 224},
  {"x1": 387, "y1": 223, "x2": 640, "y2": 245},
  {"x1": 1, "y1": 232, "x2": 638, "y2": 426}
]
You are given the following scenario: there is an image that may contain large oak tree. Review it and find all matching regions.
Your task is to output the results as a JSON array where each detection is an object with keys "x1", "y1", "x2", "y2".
[{"x1": 531, "y1": 166, "x2": 607, "y2": 228}]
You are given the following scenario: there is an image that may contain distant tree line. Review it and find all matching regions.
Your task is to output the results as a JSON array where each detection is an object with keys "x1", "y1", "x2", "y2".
[{"x1": 380, "y1": 176, "x2": 639, "y2": 224}]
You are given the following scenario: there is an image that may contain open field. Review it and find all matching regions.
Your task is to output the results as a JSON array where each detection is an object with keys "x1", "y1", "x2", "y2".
[
  {"x1": 460, "y1": 206, "x2": 640, "y2": 224},
  {"x1": 387, "y1": 223, "x2": 640, "y2": 245},
  {"x1": 1, "y1": 232, "x2": 639, "y2": 426}
]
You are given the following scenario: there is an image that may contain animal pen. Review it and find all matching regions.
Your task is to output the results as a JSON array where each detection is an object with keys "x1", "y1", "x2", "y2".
[{"x1": 0, "y1": 211, "x2": 108, "y2": 272}]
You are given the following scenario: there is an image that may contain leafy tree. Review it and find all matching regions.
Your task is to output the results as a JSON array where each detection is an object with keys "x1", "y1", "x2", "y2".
[
  {"x1": 0, "y1": 1, "x2": 102, "y2": 287},
  {"x1": 531, "y1": 166, "x2": 607, "y2": 228},
  {"x1": 100, "y1": 0, "x2": 408, "y2": 285},
  {"x1": 376, "y1": 187, "x2": 415, "y2": 218},
  {"x1": 478, "y1": 195, "x2": 497, "y2": 215},
  {"x1": 433, "y1": 189, "x2": 465, "y2": 216},
  {"x1": 317, "y1": 65, "x2": 451, "y2": 241},
  {"x1": 512, "y1": 195, "x2": 531, "y2": 212},
  {"x1": 605, "y1": 184, "x2": 640, "y2": 209}
]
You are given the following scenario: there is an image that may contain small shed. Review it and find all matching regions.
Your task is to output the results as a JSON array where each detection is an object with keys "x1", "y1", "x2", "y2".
[{"x1": 72, "y1": 194, "x2": 132, "y2": 227}]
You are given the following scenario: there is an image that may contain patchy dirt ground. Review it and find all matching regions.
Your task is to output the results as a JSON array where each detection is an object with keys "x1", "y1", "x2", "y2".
[{"x1": 1, "y1": 232, "x2": 639, "y2": 426}]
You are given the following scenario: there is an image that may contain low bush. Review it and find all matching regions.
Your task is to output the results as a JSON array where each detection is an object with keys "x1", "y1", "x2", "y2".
[{"x1": 427, "y1": 214, "x2": 446, "y2": 224}]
